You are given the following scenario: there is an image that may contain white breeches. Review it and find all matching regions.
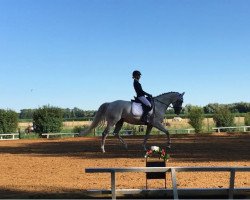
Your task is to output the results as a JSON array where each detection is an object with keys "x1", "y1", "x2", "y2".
[{"x1": 138, "y1": 96, "x2": 151, "y2": 107}]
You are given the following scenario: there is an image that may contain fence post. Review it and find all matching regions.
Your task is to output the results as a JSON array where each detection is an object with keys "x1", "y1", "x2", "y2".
[
  {"x1": 111, "y1": 170, "x2": 116, "y2": 200},
  {"x1": 229, "y1": 168, "x2": 235, "y2": 199},
  {"x1": 171, "y1": 168, "x2": 178, "y2": 199}
]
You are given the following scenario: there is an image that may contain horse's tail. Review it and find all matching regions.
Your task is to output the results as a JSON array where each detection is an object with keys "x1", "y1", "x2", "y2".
[{"x1": 79, "y1": 102, "x2": 109, "y2": 136}]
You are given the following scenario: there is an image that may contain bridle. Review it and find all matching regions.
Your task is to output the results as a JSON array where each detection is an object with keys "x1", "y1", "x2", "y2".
[
  {"x1": 148, "y1": 94, "x2": 184, "y2": 119},
  {"x1": 154, "y1": 97, "x2": 182, "y2": 109},
  {"x1": 154, "y1": 98, "x2": 173, "y2": 108}
]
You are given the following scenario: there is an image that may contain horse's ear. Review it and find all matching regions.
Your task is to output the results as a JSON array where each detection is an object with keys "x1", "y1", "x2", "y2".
[{"x1": 180, "y1": 92, "x2": 185, "y2": 97}]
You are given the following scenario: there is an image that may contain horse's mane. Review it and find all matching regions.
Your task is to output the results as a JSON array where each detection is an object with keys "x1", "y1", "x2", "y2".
[{"x1": 154, "y1": 91, "x2": 178, "y2": 98}]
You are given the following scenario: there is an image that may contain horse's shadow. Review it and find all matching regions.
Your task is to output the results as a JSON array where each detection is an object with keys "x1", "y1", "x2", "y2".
[{"x1": 0, "y1": 134, "x2": 249, "y2": 161}]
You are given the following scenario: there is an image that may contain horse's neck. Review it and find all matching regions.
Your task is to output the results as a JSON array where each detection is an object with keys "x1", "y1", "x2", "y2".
[{"x1": 155, "y1": 92, "x2": 177, "y2": 105}]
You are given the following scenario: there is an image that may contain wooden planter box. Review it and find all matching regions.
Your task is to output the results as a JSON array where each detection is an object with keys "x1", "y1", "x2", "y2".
[{"x1": 146, "y1": 157, "x2": 167, "y2": 189}]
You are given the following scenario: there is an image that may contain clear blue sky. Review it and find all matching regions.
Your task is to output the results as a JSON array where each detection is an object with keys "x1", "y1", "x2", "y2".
[{"x1": 0, "y1": 0, "x2": 249, "y2": 112}]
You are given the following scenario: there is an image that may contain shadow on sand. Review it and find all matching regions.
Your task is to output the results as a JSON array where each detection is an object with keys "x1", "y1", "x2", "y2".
[{"x1": 0, "y1": 134, "x2": 249, "y2": 162}]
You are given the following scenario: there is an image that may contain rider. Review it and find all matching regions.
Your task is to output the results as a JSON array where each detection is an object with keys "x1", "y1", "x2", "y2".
[{"x1": 132, "y1": 70, "x2": 152, "y2": 123}]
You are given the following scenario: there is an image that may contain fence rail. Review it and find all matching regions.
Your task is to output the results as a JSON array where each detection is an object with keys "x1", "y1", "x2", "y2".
[
  {"x1": 0, "y1": 133, "x2": 19, "y2": 140},
  {"x1": 212, "y1": 126, "x2": 250, "y2": 133},
  {"x1": 41, "y1": 132, "x2": 79, "y2": 139},
  {"x1": 85, "y1": 166, "x2": 250, "y2": 200}
]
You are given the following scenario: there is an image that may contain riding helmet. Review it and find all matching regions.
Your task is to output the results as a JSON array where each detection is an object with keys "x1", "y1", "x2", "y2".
[{"x1": 132, "y1": 70, "x2": 141, "y2": 78}]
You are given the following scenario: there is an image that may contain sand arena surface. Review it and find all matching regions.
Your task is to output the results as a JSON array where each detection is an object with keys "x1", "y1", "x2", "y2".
[{"x1": 0, "y1": 133, "x2": 249, "y2": 198}]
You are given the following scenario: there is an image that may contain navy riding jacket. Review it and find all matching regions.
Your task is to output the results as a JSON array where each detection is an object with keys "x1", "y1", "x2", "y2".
[{"x1": 133, "y1": 79, "x2": 149, "y2": 97}]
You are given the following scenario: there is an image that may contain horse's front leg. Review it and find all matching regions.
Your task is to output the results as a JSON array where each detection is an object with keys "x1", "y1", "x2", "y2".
[
  {"x1": 142, "y1": 125, "x2": 153, "y2": 151},
  {"x1": 153, "y1": 122, "x2": 171, "y2": 149}
]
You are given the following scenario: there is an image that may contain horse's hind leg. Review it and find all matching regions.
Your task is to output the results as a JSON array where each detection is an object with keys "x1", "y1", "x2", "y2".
[
  {"x1": 101, "y1": 125, "x2": 112, "y2": 153},
  {"x1": 113, "y1": 119, "x2": 127, "y2": 149}
]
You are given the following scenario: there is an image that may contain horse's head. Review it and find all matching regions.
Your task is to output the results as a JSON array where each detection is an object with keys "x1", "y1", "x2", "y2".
[
  {"x1": 154, "y1": 91, "x2": 185, "y2": 115},
  {"x1": 172, "y1": 92, "x2": 185, "y2": 115}
]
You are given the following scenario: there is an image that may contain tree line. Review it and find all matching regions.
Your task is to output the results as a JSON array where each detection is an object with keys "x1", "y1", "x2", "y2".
[
  {"x1": 188, "y1": 106, "x2": 250, "y2": 133},
  {"x1": 18, "y1": 102, "x2": 250, "y2": 120},
  {"x1": 1, "y1": 103, "x2": 250, "y2": 134},
  {"x1": 19, "y1": 107, "x2": 96, "y2": 120}
]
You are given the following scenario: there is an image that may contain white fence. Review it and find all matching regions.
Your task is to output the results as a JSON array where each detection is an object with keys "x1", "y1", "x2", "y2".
[
  {"x1": 41, "y1": 132, "x2": 79, "y2": 139},
  {"x1": 212, "y1": 126, "x2": 250, "y2": 133},
  {"x1": 85, "y1": 166, "x2": 250, "y2": 200},
  {"x1": 0, "y1": 133, "x2": 19, "y2": 140}
]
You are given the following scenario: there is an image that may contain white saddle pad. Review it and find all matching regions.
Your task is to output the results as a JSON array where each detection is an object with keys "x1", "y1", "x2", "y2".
[{"x1": 131, "y1": 102, "x2": 153, "y2": 116}]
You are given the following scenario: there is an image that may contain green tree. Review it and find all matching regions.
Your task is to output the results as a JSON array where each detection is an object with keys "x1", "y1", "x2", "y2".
[
  {"x1": 188, "y1": 106, "x2": 204, "y2": 133},
  {"x1": 19, "y1": 109, "x2": 34, "y2": 119},
  {"x1": 203, "y1": 103, "x2": 220, "y2": 114},
  {"x1": 0, "y1": 109, "x2": 18, "y2": 133},
  {"x1": 62, "y1": 108, "x2": 72, "y2": 118},
  {"x1": 233, "y1": 102, "x2": 250, "y2": 113},
  {"x1": 33, "y1": 106, "x2": 63, "y2": 134},
  {"x1": 244, "y1": 112, "x2": 250, "y2": 126},
  {"x1": 213, "y1": 106, "x2": 235, "y2": 131}
]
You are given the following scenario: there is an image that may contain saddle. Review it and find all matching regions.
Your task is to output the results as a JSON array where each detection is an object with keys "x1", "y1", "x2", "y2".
[{"x1": 131, "y1": 97, "x2": 153, "y2": 117}]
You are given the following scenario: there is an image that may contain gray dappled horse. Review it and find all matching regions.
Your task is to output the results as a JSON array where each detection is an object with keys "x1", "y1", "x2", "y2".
[{"x1": 80, "y1": 92, "x2": 184, "y2": 153}]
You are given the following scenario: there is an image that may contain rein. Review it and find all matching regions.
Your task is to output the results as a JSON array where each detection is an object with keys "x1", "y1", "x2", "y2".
[{"x1": 154, "y1": 98, "x2": 172, "y2": 108}]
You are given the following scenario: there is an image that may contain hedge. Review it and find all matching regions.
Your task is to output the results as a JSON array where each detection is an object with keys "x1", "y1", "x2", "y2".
[
  {"x1": 0, "y1": 109, "x2": 18, "y2": 133},
  {"x1": 187, "y1": 106, "x2": 204, "y2": 133},
  {"x1": 213, "y1": 106, "x2": 235, "y2": 131},
  {"x1": 33, "y1": 106, "x2": 63, "y2": 135}
]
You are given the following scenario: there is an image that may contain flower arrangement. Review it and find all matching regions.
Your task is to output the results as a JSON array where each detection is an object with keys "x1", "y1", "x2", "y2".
[{"x1": 145, "y1": 146, "x2": 170, "y2": 161}]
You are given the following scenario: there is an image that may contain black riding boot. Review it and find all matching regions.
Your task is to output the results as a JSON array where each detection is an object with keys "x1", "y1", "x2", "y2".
[{"x1": 141, "y1": 106, "x2": 151, "y2": 124}]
